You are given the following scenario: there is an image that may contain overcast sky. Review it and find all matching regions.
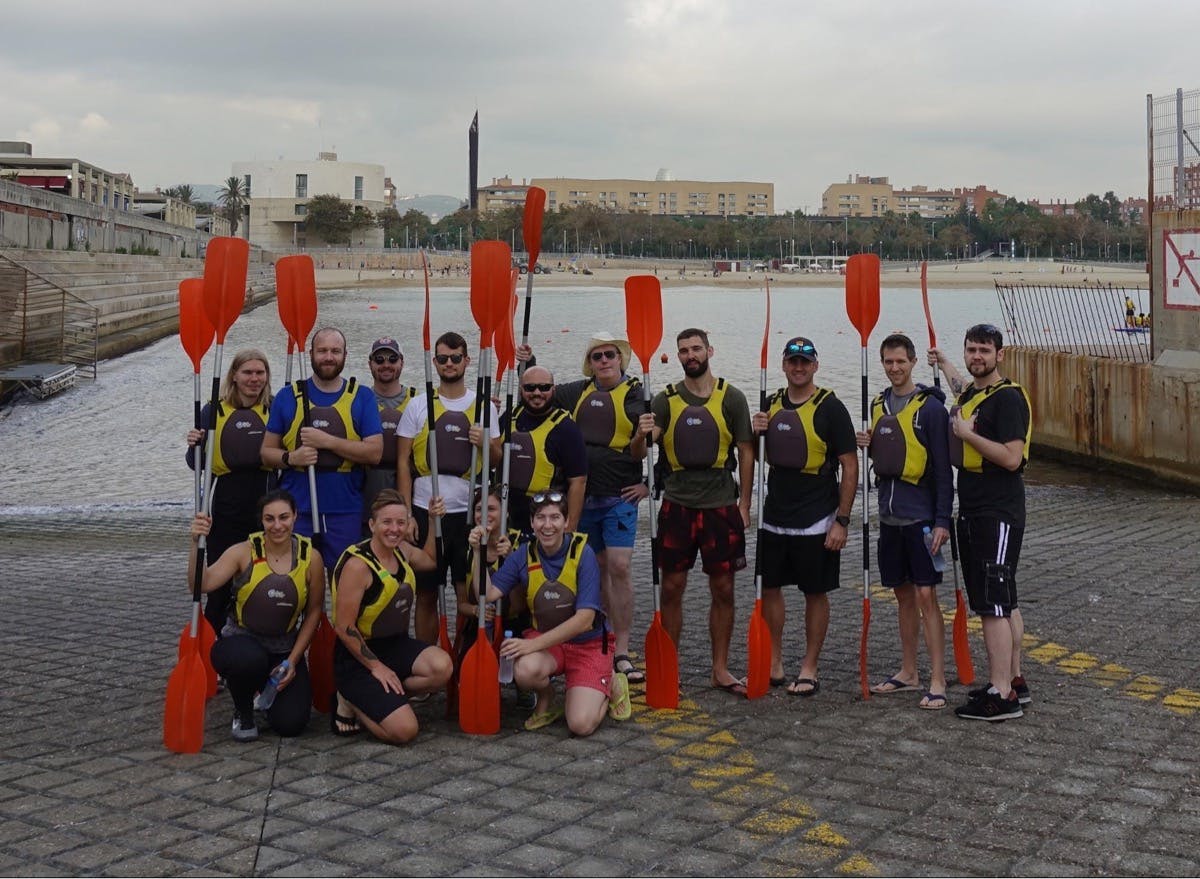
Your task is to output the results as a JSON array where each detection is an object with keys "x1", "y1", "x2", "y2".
[{"x1": 3, "y1": 0, "x2": 1195, "y2": 211}]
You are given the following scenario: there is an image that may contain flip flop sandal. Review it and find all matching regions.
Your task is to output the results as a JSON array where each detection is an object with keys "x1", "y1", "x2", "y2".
[
  {"x1": 712, "y1": 678, "x2": 748, "y2": 698},
  {"x1": 613, "y1": 654, "x2": 646, "y2": 685},
  {"x1": 871, "y1": 676, "x2": 920, "y2": 694},
  {"x1": 787, "y1": 677, "x2": 820, "y2": 697},
  {"x1": 919, "y1": 692, "x2": 948, "y2": 710},
  {"x1": 524, "y1": 706, "x2": 564, "y2": 731},
  {"x1": 330, "y1": 711, "x2": 361, "y2": 737},
  {"x1": 608, "y1": 672, "x2": 632, "y2": 721}
]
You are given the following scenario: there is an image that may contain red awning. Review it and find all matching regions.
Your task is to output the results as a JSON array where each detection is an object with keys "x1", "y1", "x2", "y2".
[{"x1": 16, "y1": 176, "x2": 69, "y2": 189}]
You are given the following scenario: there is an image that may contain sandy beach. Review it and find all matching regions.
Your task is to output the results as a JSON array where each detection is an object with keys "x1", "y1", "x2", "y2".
[{"x1": 314, "y1": 257, "x2": 1150, "y2": 292}]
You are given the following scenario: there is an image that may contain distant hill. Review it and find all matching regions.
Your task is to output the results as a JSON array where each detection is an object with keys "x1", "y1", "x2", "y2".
[{"x1": 394, "y1": 194, "x2": 463, "y2": 221}]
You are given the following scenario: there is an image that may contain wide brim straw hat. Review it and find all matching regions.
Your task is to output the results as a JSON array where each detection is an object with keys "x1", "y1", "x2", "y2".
[{"x1": 581, "y1": 331, "x2": 633, "y2": 378}]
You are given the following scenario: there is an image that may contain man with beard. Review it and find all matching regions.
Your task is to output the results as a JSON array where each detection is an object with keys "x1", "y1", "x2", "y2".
[
  {"x1": 501, "y1": 365, "x2": 587, "y2": 534},
  {"x1": 262, "y1": 327, "x2": 384, "y2": 572},
  {"x1": 362, "y1": 337, "x2": 416, "y2": 528},
  {"x1": 929, "y1": 325, "x2": 1032, "y2": 721},
  {"x1": 396, "y1": 331, "x2": 501, "y2": 644},
  {"x1": 648, "y1": 328, "x2": 754, "y2": 696},
  {"x1": 751, "y1": 337, "x2": 857, "y2": 697}
]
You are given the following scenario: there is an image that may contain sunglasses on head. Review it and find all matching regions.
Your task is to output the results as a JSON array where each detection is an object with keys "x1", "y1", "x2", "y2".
[
  {"x1": 589, "y1": 348, "x2": 619, "y2": 362},
  {"x1": 784, "y1": 342, "x2": 816, "y2": 357},
  {"x1": 372, "y1": 353, "x2": 400, "y2": 364},
  {"x1": 530, "y1": 491, "x2": 565, "y2": 504},
  {"x1": 522, "y1": 382, "x2": 553, "y2": 393},
  {"x1": 434, "y1": 353, "x2": 465, "y2": 365}
]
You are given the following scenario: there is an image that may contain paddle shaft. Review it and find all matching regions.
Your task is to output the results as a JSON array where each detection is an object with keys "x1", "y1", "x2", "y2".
[
  {"x1": 498, "y1": 368, "x2": 515, "y2": 534},
  {"x1": 641, "y1": 376, "x2": 661, "y2": 612},
  {"x1": 754, "y1": 383, "x2": 767, "y2": 599},
  {"x1": 518, "y1": 270, "x2": 534, "y2": 381},
  {"x1": 476, "y1": 348, "x2": 494, "y2": 631},
  {"x1": 297, "y1": 380, "x2": 322, "y2": 534}
]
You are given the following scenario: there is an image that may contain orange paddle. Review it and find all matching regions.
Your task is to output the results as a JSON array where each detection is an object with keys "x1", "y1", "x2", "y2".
[
  {"x1": 845, "y1": 253, "x2": 881, "y2": 700},
  {"x1": 518, "y1": 187, "x2": 546, "y2": 380},
  {"x1": 746, "y1": 278, "x2": 772, "y2": 700},
  {"x1": 625, "y1": 274, "x2": 677, "y2": 710},
  {"x1": 275, "y1": 255, "x2": 322, "y2": 533}
]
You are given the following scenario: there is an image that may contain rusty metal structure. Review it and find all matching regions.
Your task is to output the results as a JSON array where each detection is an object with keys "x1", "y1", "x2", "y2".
[{"x1": 994, "y1": 280, "x2": 1151, "y2": 363}]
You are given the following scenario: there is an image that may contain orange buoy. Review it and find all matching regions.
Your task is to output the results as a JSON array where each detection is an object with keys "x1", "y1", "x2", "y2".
[
  {"x1": 561, "y1": 328, "x2": 570, "y2": 333},
  {"x1": 660, "y1": 353, "x2": 669, "y2": 363},
  {"x1": 368, "y1": 304, "x2": 379, "y2": 311}
]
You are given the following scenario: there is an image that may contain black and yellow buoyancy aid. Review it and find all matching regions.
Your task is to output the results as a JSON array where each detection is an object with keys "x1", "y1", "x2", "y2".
[
  {"x1": 332, "y1": 539, "x2": 416, "y2": 639},
  {"x1": 764, "y1": 387, "x2": 835, "y2": 475},
  {"x1": 869, "y1": 388, "x2": 935, "y2": 485},
  {"x1": 572, "y1": 377, "x2": 639, "y2": 452},
  {"x1": 376, "y1": 387, "x2": 416, "y2": 469},
  {"x1": 950, "y1": 379, "x2": 1032, "y2": 473},
  {"x1": 508, "y1": 405, "x2": 569, "y2": 494},
  {"x1": 211, "y1": 401, "x2": 271, "y2": 476},
  {"x1": 232, "y1": 532, "x2": 312, "y2": 635},
  {"x1": 411, "y1": 391, "x2": 478, "y2": 479},
  {"x1": 525, "y1": 533, "x2": 593, "y2": 635},
  {"x1": 662, "y1": 378, "x2": 732, "y2": 472},
  {"x1": 281, "y1": 378, "x2": 361, "y2": 472}
]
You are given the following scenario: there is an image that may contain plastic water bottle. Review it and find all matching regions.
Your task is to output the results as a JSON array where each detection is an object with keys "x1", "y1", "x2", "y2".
[
  {"x1": 498, "y1": 630, "x2": 515, "y2": 684},
  {"x1": 254, "y1": 659, "x2": 290, "y2": 710},
  {"x1": 923, "y1": 526, "x2": 947, "y2": 573}
]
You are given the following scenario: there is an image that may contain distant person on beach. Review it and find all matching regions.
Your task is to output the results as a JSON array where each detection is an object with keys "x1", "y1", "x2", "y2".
[
  {"x1": 929, "y1": 325, "x2": 1032, "y2": 722},
  {"x1": 261, "y1": 327, "x2": 383, "y2": 573},
  {"x1": 1125, "y1": 297, "x2": 1136, "y2": 327},
  {"x1": 855, "y1": 334, "x2": 953, "y2": 709},
  {"x1": 751, "y1": 336, "x2": 857, "y2": 697},
  {"x1": 363, "y1": 337, "x2": 416, "y2": 530},
  {"x1": 186, "y1": 349, "x2": 276, "y2": 636},
  {"x1": 647, "y1": 328, "x2": 754, "y2": 696}
]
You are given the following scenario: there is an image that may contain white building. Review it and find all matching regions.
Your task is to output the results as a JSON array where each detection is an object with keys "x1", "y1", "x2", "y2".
[{"x1": 232, "y1": 152, "x2": 386, "y2": 250}]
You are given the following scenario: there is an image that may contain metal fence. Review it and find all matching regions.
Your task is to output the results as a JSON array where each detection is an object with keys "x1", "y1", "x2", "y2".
[
  {"x1": 994, "y1": 281, "x2": 1151, "y2": 363},
  {"x1": 1148, "y1": 88, "x2": 1200, "y2": 211}
]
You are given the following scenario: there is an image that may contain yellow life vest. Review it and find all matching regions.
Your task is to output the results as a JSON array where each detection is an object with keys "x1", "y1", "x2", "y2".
[
  {"x1": 375, "y1": 386, "x2": 416, "y2": 469},
  {"x1": 572, "y1": 377, "x2": 639, "y2": 452},
  {"x1": 281, "y1": 378, "x2": 361, "y2": 473},
  {"x1": 332, "y1": 539, "x2": 416, "y2": 639},
  {"x1": 525, "y1": 533, "x2": 588, "y2": 633},
  {"x1": 662, "y1": 378, "x2": 732, "y2": 472},
  {"x1": 210, "y1": 401, "x2": 271, "y2": 476},
  {"x1": 950, "y1": 379, "x2": 1032, "y2": 473},
  {"x1": 509, "y1": 406, "x2": 568, "y2": 494},
  {"x1": 869, "y1": 389, "x2": 934, "y2": 485},
  {"x1": 232, "y1": 532, "x2": 311, "y2": 635},
  {"x1": 411, "y1": 391, "x2": 479, "y2": 479},
  {"x1": 765, "y1": 387, "x2": 834, "y2": 475}
]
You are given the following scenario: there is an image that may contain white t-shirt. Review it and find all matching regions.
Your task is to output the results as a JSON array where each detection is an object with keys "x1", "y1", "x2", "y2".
[{"x1": 398, "y1": 387, "x2": 501, "y2": 513}]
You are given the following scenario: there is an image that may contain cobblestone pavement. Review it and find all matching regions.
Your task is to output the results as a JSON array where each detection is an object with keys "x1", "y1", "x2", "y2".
[{"x1": 1, "y1": 462, "x2": 1198, "y2": 877}]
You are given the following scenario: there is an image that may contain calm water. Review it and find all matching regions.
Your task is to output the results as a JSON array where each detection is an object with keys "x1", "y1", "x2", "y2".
[{"x1": 0, "y1": 282, "x2": 1013, "y2": 512}]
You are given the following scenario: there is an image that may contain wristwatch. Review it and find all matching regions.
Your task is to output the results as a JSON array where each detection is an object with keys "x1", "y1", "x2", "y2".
[
  {"x1": 281, "y1": 450, "x2": 291, "y2": 468},
  {"x1": 834, "y1": 514, "x2": 851, "y2": 527}
]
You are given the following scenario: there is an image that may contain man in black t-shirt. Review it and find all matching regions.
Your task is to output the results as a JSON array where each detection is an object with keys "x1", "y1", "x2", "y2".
[
  {"x1": 930, "y1": 324, "x2": 1032, "y2": 722},
  {"x1": 751, "y1": 337, "x2": 857, "y2": 697}
]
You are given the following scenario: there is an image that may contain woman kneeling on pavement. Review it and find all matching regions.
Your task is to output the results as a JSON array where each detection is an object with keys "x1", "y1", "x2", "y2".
[
  {"x1": 474, "y1": 491, "x2": 630, "y2": 734},
  {"x1": 331, "y1": 489, "x2": 453, "y2": 744},
  {"x1": 189, "y1": 489, "x2": 324, "y2": 742}
]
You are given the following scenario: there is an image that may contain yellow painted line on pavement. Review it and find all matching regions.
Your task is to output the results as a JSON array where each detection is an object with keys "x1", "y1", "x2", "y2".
[{"x1": 632, "y1": 695, "x2": 877, "y2": 876}]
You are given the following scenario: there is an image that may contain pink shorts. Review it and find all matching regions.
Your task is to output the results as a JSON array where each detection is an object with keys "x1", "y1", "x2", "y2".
[{"x1": 523, "y1": 629, "x2": 614, "y2": 695}]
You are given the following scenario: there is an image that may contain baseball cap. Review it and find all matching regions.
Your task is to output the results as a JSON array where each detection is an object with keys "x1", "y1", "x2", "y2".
[
  {"x1": 370, "y1": 337, "x2": 403, "y2": 357},
  {"x1": 782, "y1": 337, "x2": 818, "y2": 361}
]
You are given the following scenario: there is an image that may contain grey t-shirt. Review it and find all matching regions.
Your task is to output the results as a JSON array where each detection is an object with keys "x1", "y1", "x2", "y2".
[{"x1": 651, "y1": 379, "x2": 753, "y2": 509}]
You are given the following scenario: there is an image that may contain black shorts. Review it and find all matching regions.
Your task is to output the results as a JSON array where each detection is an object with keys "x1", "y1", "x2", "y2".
[
  {"x1": 877, "y1": 521, "x2": 942, "y2": 589},
  {"x1": 760, "y1": 530, "x2": 840, "y2": 594},
  {"x1": 956, "y1": 515, "x2": 1024, "y2": 618},
  {"x1": 657, "y1": 500, "x2": 747, "y2": 576},
  {"x1": 412, "y1": 508, "x2": 468, "y2": 593},
  {"x1": 333, "y1": 634, "x2": 430, "y2": 723}
]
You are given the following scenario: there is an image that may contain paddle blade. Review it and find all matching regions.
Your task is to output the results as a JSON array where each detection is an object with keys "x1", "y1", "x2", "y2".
[
  {"x1": 309, "y1": 613, "x2": 336, "y2": 713},
  {"x1": 920, "y1": 261, "x2": 937, "y2": 348},
  {"x1": 421, "y1": 250, "x2": 433, "y2": 350},
  {"x1": 469, "y1": 241, "x2": 511, "y2": 347},
  {"x1": 522, "y1": 186, "x2": 547, "y2": 268},
  {"x1": 746, "y1": 599, "x2": 771, "y2": 700},
  {"x1": 458, "y1": 637, "x2": 501, "y2": 734},
  {"x1": 494, "y1": 285, "x2": 518, "y2": 382},
  {"x1": 644, "y1": 612, "x2": 679, "y2": 710},
  {"x1": 624, "y1": 275, "x2": 664, "y2": 373},
  {"x1": 844, "y1": 254, "x2": 881, "y2": 346},
  {"x1": 860, "y1": 597, "x2": 871, "y2": 700},
  {"x1": 760, "y1": 277, "x2": 772, "y2": 370},
  {"x1": 175, "y1": 615, "x2": 218, "y2": 698},
  {"x1": 953, "y1": 588, "x2": 975, "y2": 685},
  {"x1": 202, "y1": 237, "x2": 250, "y2": 343},
  {"x1": 179, "y1": 279, "x2": 214, "y2": 373},
  {"x1": 276, "y1": 255, "x2": 318, "y2": 350},
  {"x1": 163, "y1": 642, "x2": 206, "y2": 753}
]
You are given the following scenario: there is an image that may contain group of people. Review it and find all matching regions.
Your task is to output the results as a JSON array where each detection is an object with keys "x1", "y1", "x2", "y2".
[{"x1": 184, "y1": 313, "x2": 1034, "y2": 748}]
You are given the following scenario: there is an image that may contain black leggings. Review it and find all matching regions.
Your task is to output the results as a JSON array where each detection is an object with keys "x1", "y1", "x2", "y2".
[{"x1": 210, "y1": 634, "x2": 311, "y2": 736}]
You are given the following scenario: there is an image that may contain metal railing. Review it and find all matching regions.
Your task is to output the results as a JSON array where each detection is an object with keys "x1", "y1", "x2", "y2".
[
  {"x1": 0, "y1": 253, "x2": 99, "y2": 378},
  {"x1": 994, "y1": 281, "x2": 1150, "y2": 363}
]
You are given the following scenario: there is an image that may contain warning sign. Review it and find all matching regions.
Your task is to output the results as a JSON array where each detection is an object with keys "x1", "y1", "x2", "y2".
[{"x1": 1164, "y1": 229, "x2": 1200, "y2": 310}]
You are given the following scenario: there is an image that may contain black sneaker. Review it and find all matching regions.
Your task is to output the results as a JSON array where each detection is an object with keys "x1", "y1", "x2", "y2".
[
  {"x1": 231, "y1": 715, "x2": 259, "y2": 742},
  {"x1": 1011, "y1": 676, "x2": 1031, "y2": 705},
  {"x1": 955, "y1": 690, "x2": 1023, "y2": 721}
]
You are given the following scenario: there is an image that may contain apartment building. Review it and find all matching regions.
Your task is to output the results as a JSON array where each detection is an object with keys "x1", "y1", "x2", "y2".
[
  {"x1": 0, "y1": 141, "x2": 135, "y2": 211},
  {"x1": 523, "y1": 176, "x2": 773, "y2": 217},
  {"x1": 821, "y1": 174, "x2": 1007, "y2": 219}
]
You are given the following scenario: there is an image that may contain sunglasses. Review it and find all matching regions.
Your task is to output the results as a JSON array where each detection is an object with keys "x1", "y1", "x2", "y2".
[
  {"x1": 784, "y1": 342, "x2": 816, "y2": 357},
  {"x1": 372, "y1": 353, "x2": 400, "y2": 364},
  {"x1": 434, "y1": 353, "x2": 465, "y2": 365},
  {"x1": 530, "y1": 491, "x2": 565, "y2": 504},
  {"x1": 589, "y1": 349, "x2": 619, "y2": 362},
  {"x1": 522, "y1": 382, "x2": 553, "y2": 393}
]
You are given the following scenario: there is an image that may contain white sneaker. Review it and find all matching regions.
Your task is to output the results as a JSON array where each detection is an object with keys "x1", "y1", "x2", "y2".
[{"x1": 231, "y1": 715, "x2": 259, "y2": 742}]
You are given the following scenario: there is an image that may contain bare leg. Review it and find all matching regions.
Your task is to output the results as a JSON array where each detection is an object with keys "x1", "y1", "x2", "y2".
[
  {"x1": 708, "y1": 572, "x2": 736, "y2": 686},
  {"x1": 981, "y1": 615, "x2": 1015, "y2": 696},
  {"x1": 405, "y1": 645, "x2": 454, "y2": 694},
  {"x1": 798, "y1": 593, "x2": 829, "y2": 681},
  {"x1": 763, "y1": 588, "x2": 786, "y2": 680},
  {"x1": 887, "y1": 584, "x2": 921, "y2": 686},
  {"x1": 564, "y1": 685, "x2": 609, "y2": 737},
  {"x1": 514, "y1": 651, "x2": 559, "y2": 720},
  {"x1": 660, "y1": 570, "x2": 689, "y2": 646},
  {"x1": 414, "y1": 589, "x2": 438, "y2": 644},
  {"x1": 915, "y1": 586, "x2": 946, "y2": 695},
  {"x1": 599, "y1": 547, "x2": 634, "y2": 658},
  {"x1": 1009, "y1": 608, "x2": 1024, "y2": 680}
]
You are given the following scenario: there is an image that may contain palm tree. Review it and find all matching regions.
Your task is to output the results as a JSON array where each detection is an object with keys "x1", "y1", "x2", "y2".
[{"x1": 218, "y1": 176, "x2": 248, "y2": 236}]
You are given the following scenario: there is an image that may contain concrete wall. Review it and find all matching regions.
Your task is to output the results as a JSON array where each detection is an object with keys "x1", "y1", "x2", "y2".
[{"x1": 1006, "y1": 346, "x2": 1200, "y2": 491}]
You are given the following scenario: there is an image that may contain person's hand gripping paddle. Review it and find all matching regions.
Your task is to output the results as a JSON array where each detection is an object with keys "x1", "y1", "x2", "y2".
[
  {"x1": 517, "y1": 186, "x2": 546, "y2": 382},
  {"x1": 458, "y1": 240, "x2": 510, "y2": 735},
  {"x1": 845, "y1": 254, "x2": 880, "y2": 700},
  {"x1": 746, "y1": 278, "x2": 772, "y2": 700},
  {"x1": 275, "y1": 255, "x2": 322, "y2": 536},
  {"x1": 921, "y1": 262, "x2": 974, "y2": 686},
  {"x1": 625, "y1": 275, "x2": 677, "y2": 710}
]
